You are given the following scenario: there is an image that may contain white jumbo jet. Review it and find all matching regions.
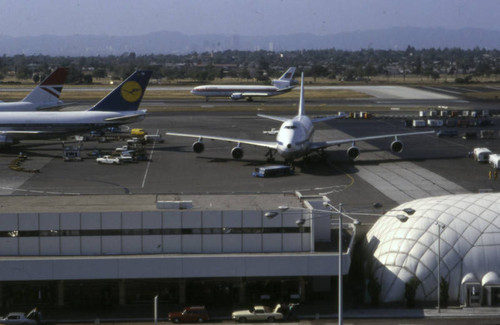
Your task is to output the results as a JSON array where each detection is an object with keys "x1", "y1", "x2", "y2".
[
  {"x1": 190, "y1": 67, "x2": 297, "y2": 101},
  {"x1": 0, "y1": 70, "x2": 152, "y2": 147},
  {"x1": 167, "y1": 73, "x2": 435, "y2": 164},
  {"x1": 0, "y1": 67, "x2": 68, "y2": 111}
]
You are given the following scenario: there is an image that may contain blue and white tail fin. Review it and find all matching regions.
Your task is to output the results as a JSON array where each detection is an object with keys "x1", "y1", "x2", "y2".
[
  {"x1": 22, "y1": 67, "x2": 68, "y2": 108},
  {"x1": 272, "y1": 67, "x2": 297, "y2": 89},
  {"x1": 90, "y1": 70, "x2": 152, "y2": 111},
  {"x1": 298, "y1": 72, "x2": 305, "y2": 117}
]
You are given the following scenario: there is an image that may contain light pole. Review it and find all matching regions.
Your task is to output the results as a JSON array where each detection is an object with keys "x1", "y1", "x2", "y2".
[
  {"x1": 267, "y1": 202, "x2": 413, "y2": 325},
  {"x1": 435, "y1": 221, "x2": 445, "y2": 313},
  {"x1": 322, "y1": 201, "x2": 413, "y2": 325}
]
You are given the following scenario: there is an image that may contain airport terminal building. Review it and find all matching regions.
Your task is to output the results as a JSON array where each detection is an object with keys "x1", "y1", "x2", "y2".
[{"x1": 0, "y1": 194, "x2": 356, "y2": 309}]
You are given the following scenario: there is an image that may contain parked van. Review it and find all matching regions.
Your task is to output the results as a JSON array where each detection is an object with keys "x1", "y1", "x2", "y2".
[
  {"x1": 473, "y1": 147, "x2": 491, "y2": 163},
  {"x1": 489, "y1": 154, "x2": 500, "y2": 169}
]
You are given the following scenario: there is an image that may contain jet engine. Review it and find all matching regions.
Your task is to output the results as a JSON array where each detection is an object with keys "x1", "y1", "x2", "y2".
[
  {"x1": 231, "y1": 146, "x2": 244, "y2": 159},
  {"x1": 192, "y1": 141, "x2": 205, "y2": 153},
  {"x1": 390, "y1": 140, "x2": 404, "y2": 153},
  {"x1": 347, "y1": 146, "x2": 360, "y2": 159},
  {"x1": 230, "y1": 93, "x2": 244, "y2": 100}
]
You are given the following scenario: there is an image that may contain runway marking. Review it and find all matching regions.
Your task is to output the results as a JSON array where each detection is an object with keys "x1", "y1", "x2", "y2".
[{"x1": 141, "y1": 129, "x2": 158, "y2": 188}]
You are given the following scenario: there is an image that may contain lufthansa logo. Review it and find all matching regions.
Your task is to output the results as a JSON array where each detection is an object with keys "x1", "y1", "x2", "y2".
[{"x1": 121, "y1": 81, "x2": 142, "y2": 102}]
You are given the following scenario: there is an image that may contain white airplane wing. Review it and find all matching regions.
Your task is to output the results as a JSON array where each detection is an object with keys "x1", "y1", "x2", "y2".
[
  {"x1": 166, "y1": 132, "x2": 279, "y2": 149},
  {"x1": 310, "y1": 130, "x2": 435, "y2": 150}
]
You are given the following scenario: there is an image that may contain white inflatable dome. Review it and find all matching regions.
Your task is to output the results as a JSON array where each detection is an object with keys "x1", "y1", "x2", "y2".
[{"x1": 366, "y1": 193, "x2": 500, "y2": 304}]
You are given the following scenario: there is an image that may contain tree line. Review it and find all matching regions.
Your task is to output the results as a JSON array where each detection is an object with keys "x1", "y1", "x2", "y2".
[{"x1": 0, "y1": 46, "x2": 498, "y2": 84}]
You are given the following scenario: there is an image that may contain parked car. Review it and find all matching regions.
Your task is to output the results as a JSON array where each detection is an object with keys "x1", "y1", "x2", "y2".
[
  {"x1": 0, "y1": 308, "x2": 42, "y2": 325},
  {"x1": 168, "y1": 306, "x2": 209, "y2": 323},
  {"x1": 232, "y1": 304, "x2": 283, "y2": 323},
  {"x1": 96, "y1": 155, "x2": 121, "y2": 165}
]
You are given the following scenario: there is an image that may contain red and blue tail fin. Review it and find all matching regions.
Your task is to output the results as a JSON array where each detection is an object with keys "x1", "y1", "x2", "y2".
[
  {"x1": 90, "y1": 70, "x2": 152, "y2": 111},
  {"x1": 22, "y1": 67, "x2": 68, "y2": 104}
]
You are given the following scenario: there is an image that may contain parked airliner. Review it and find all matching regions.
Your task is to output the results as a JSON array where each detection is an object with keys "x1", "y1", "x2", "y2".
[
  {"x1": 0, "y1": 67, "x2": 68, "y2": 111},
  {"x1": 167, "y1": 73, "x2": 434, "y2": 163},
  {"x1": 0, "y1": 70, "x2": 152, "y2": 147},
  {"x1": 190, "y1": 67, "x2": 297, "y2": 101}
]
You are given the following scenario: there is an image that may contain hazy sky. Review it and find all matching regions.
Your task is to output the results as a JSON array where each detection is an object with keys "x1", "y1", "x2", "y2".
[{"x1": 1, "y1": 0, "x2": 499, "y2": 37}]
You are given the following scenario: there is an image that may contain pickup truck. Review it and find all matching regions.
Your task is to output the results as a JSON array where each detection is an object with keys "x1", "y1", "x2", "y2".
[{"x1": 96, "y1": 155, "x2": 121, "y2": 165}]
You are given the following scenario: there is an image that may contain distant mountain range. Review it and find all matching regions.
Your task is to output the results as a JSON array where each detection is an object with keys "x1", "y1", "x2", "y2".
[{"x1": 0, "y1": 27, "x2": 498, "y2": 56}]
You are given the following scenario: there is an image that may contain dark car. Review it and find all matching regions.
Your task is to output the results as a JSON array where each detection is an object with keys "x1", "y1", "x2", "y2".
[{"x1": 168, "y1": 306, "x2": 209, "y2": 323}]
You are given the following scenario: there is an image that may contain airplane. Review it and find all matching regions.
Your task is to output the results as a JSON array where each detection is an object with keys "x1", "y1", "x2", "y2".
[
  {"x1": 0, "y1": 67, "x2": 68, "y2": 111},
  {"x1": 0, "y1": 70, "x2": 152, "y2": 147},
  {"x1": 190, "y1": 67, "x2": 297, "y2": 101},
  {"x1": 166, "y1": 72, "x2": 435, "y2": 164}
]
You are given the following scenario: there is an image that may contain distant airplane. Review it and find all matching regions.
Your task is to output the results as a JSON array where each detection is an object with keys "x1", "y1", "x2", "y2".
[
  {"x1": 0, "y1": 70, "x2": 152, "y2": 147},
  {"x1": 190, "y1": 67, "x2": 297, "y2": 101},
  {"x1": 167, "y1": 73, "x2": 434, "y2": 163},
  {"x1": 0, "y1": 67, "x2": 68, "y2": 111}
]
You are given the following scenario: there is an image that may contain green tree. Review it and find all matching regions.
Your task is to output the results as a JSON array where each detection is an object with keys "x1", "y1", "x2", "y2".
[{"x1": 405, "y1": 276, "x2": 421, "y2": 308}]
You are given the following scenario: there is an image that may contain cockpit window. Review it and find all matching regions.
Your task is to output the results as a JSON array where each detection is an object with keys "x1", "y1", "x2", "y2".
[{"x1": 285, "y1": 125, "x2": 297, "y2": 129}]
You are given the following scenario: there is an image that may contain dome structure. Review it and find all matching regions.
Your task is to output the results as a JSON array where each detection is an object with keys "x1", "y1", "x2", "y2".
[{"x1": 366, "y1": 193, "x2": 500, "y2": 305}]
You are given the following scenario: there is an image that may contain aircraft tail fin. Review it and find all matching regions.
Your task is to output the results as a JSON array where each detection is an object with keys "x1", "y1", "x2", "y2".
[
  {"x1": 90, "y1": 70, "x2": 152, "y2": 111},
  {"x1": 22, "y1": 67, "x2": 68, "y2": 106},
  {"x1": 272, "y1": 67, "x2": 297, "y2": 89},
  {"x1": 298, "y1": 72, "x2": 305, "y2": 117}
]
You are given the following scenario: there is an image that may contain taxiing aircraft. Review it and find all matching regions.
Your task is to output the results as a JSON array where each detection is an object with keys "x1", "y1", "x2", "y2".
[
  {"x1": 167, "y1": 73, "x2": 434, "y2": 163},
  {"x1": 0, "y1": 70, "x2": 152, "y2": 147},
  {"x1": 0, "y1": 67, "x2": 68, "y2": 111},
  {"x1": 190, "y1": 67, "x2": 297, "y2": 101}
]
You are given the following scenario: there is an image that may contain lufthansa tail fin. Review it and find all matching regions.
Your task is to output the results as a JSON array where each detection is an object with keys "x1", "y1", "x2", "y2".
[
  {"x1": 90, "y1": 70, "x2": 152, "y2": 111},
  {"x1": 272, "y1": 67, "x2": 297, "y2": 89},
  {"x1": 22, "y1": 67, "x2": 68, "y2": 106},
  {"x1": 298, "y1": 72, "x2": 305, "y2": 117}
]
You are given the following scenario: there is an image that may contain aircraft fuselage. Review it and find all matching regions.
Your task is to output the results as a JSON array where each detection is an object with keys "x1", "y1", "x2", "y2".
[{"x1": 276, "y1": 115, "x2": 314, "y2": 160}]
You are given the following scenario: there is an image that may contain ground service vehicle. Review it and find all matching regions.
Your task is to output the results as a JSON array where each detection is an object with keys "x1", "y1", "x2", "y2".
[
  {"x1": 436, "y1": 130, "x2": 458, "y2": 137},
  {"x1": 168, "y1": 306, "x2": 209, "y2": 323},
  {"x1": 232, "y1": 305, "x2": 283, "y2": 323},
  {"x1": 489, "y1": 154, "x2": 500, "y2": 169},
  {"x1": 96, "y1": 155, "x2": 121, "y2": 165},
  {"x1": 252, "y1": 165, "x2": 293, "y2": 177},
  {"x1": 473, "y1": 147, "x2": 491, "y2": 162},
  {"x1": 412, "y1": 119, "x2": 426, "y2": 127}
]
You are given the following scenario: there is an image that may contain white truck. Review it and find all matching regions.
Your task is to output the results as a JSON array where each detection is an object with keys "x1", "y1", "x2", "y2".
[
  {"x1": 473, "y1": 147, "x2": 491, "y2": 163},
  {"x1": 489, "y1": 154, "x2": 500, "y2": 169}
]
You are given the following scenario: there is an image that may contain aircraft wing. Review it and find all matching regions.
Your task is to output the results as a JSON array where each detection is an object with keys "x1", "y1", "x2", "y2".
[
  {"x1": 239, "y1": 92, "x2": 274, "y2": 98},
  {"x1": 310, "y1": 130, "x2": 435, "y2": 150},
  {"x1": 166, "y1": 132, "x2": 279, "y2": 149},
  {"x1": 0, "y1": 131, "x2": 44, "y2": 135}
]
